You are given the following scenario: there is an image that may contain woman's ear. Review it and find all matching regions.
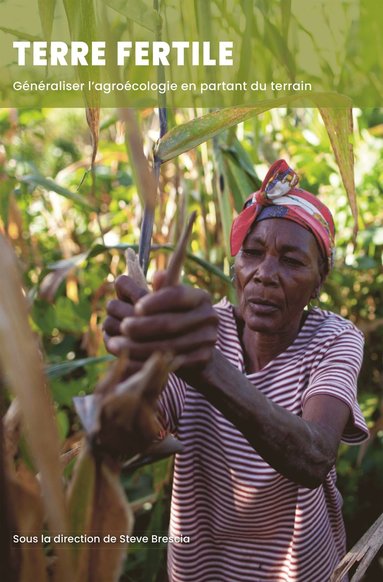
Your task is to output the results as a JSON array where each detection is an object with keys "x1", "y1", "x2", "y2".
[
  {"x1": 311, "y1": 267, "x2": 325, "y2": 300},
  {"x1": 311, "y1": 285, "x2": 321, "y2": 300}
]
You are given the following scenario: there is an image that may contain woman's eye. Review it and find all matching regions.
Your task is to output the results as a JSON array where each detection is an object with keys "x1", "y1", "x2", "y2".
[
  {"x1": 283, "y1": 256, "x2": 303, "y2": 266},
  {"x1": 242, "y1": 248, "x2": 263, "y2": 257}
]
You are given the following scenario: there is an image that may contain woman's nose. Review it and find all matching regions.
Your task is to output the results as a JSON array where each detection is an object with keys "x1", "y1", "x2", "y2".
[{"x1": 252, "y1": 256, "x2": 279, "y2": 285}]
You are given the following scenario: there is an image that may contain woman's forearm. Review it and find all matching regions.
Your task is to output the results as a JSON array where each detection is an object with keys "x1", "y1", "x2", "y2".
[{"x1": 181, "y1": 348, "x2": 339, "y2": 489}]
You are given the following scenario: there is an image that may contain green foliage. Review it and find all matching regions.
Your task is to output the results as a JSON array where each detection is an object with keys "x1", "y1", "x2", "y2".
[{"x1": 1, "y1": 106, "x2": 383, "y2": 579}]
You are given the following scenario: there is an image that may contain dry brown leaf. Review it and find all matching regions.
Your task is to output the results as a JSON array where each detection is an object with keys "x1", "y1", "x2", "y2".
[
  {"x1": 125, "y1": 248, "x2": 149, "y2": 291},
  {"x1": 39, "y1": 266, "x2": 74, "y2": 303},
  {"x1": 67, "y1": 444, "x2": 96, "y2": 579},
  {"x1": 87, "y1": 460, "x2": 133, "y2": 582},
  {"x1": 7, "y1": 469, "x2": 48, "y2": 582},
  {"x1": 3, "y1": 399, "x2": 22, "y2": 465},
  {"x1": 97, "y1": 352, "x2": 172, "y2": 459},
  {"x1": 331, "y1": 512, "x2": 383, "y2": 581},
  {"x1": 67, "y1": 443, "x2": 133, "y2": 582},
  {"x1": 86, "y1": 108, "x2": 100, "y2": 167},
  {"x1": 0, "y1": 233, "x2": 73, "y2": 582},
  {"x1": 119, "y1": 108, "x2": 157, "y2": 211}
]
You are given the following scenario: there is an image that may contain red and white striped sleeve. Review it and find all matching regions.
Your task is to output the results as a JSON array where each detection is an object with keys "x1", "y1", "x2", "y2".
[
  {"x1": 157, "y1": 372, "x2": 188, "y2": 434},
  {"x1": 302, "y1": 326, "x2": 369, "y2": 444}
]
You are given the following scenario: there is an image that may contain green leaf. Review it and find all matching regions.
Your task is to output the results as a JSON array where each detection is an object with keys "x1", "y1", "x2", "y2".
[
  {"x1": 221, "y1": 136, "x2": 261, "y2": 184},
  {"x1": 63, "y1": 0, "x2": 100, "y2": 107},
  {"x1": 319, "y1": 107, "x2": 358, "y2": 236},
  {"x1": 47, "y1": 253, "x2": 89, "y2": 271},
  {"x1": 20, "y1": 174, "x2": 94, "y2": 209},
  {"x1": 155, "y1": 105, "x2": 277, "y2": 163},
  {"x1": 141, "y1": 496, "x2": 167, "y2": 582},
  {"x1": 223, "y1": 154, "x2": 256, "y2": 212},
  {"x1": 0, "y1": 26, "x2": 42, "y2": 42},
  {"x1": 54, "y1": 297, "x2": 90, "y2": 332},
  {"x1": 38, "y1": 0, "x2": 57, "y2": 41},
  {"x1": 104, "y1": 0, "x2": 159, "y2": 32},
  {"x1": 263, "y1": 16, "x2": 296, "y2": 79},
  {"x1": 156, "y1": 94, "x2": 351, "y2": 163},
  {"x1": 213, "y1": 139, "x2": 233, "y2": 259},
  {"x1": 56, "y1": 409, "x2": 70, "y2": 442}
]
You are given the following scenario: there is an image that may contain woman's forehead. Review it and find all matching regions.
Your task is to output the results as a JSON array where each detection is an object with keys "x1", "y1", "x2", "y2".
[{"x1": 245, "y1": 218, "x2": 319, "y2": 253}]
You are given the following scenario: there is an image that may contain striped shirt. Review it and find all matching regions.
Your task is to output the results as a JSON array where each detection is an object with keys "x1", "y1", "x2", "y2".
[{"x1": 158, "y1": 299, "x2": 369, "y2": 582}]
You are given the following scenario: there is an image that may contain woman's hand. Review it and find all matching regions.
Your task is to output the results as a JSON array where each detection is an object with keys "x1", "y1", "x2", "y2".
[
  {"x1": 103, "y1": 272, "x2": 219, "y2": 377},
  {"x1": 103, "y1": 274, "x2": 148, "y2": 342}
]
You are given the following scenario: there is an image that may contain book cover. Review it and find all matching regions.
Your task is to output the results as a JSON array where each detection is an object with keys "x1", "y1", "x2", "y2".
[{"x1": 0, "y1": 1, "x2": 382, "y2": 581}]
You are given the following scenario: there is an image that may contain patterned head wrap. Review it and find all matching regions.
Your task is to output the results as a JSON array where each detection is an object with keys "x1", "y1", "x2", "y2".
[{"x1": 230, "y1": 159, "x2": 335, "y2": 270}]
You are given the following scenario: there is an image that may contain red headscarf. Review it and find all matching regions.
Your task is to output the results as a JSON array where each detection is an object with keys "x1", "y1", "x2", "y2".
[{"x1": 230, "y1": 159, "x2": 335, "y2": 269}]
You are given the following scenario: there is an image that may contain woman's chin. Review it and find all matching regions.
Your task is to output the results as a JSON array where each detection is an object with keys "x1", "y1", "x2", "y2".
[{"x1": 245, "y1": 311, "x2": 281, "y2": 334}]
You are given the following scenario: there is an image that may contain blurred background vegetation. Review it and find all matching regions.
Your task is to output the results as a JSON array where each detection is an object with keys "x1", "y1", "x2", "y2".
[{"x1": 0, "y1": 106, "x2": 382, "y2": 580}]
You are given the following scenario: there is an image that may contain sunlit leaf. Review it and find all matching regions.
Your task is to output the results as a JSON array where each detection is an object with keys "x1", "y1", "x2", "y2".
[
  {"x1": 319, "y1": 107, "x2": 358, "y2": 236},
  {"x1": 156, "y1": 105, "x2": 277, "y2": 162},
  {"x1": 156, "y1": 94, "x2": 350, "y2": 163}
]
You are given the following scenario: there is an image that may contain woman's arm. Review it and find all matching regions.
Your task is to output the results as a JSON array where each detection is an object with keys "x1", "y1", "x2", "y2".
[
  {"x1": 104, "y1": 276, "x2": 350, "y2": 488},
  {"x1": 191, "y1": 348, "x2": 350, "y2": 489}
]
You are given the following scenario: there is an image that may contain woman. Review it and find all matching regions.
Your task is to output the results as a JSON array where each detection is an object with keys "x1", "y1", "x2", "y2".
[{"x1": 104, "y1": 160, "x2": 369, "y2": 582}]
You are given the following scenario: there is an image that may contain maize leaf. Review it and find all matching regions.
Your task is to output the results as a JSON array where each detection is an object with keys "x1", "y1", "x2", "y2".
[
  {"x1": 104, "y1": 0, "x2": 159, "y2": 32},
  {"x1": 0, "y1": 233, "x2": 73, "y2": 582},
  {"x1": 223, "y1": 154, "x2": 256, "y2": 212},
  {"x1": 319, "y1": 107, "x2": 358, "y2": 236},
  {"x1": 0, "y1": 26, "x2": 41, "y2": 42},
  {"x1": 7, "y1": 467, "x2": 48, "y2": 582},
  {"x1": 67, "y1": 444, "x2": 96, "y2": 576},
  {"x1": 87, "y1": 461, "x2": 133, "y2": 582},
  {"x1": 155, "y1": 94, "x2": 352, "y2": 163},
  {"x1": 86, "y1": 107, "x2": 100, "y2": 166},
  {"x1": 20, "y1": 174, "x2": 94, "y2": 209},
  {"x1": 67, "y1": 445, "x2": 133, "y2": 582},
  {"x1": 155, "y1": 104, "x2": 278, "y2": 162},
  {"x1": 38, "y1": 0, "x2": 57, "y2": 41},
  {"x1": 63, "y1": 0, "x2": 100, "y2": 107},
  {"x1": 213, "y1": 138, "x2": 232, "y2": 259}
]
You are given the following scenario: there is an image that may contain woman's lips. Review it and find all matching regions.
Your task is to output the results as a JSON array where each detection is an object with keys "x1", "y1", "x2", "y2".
[{"x1": 248, "y1": 298, "x2": 279, "y2": 314}]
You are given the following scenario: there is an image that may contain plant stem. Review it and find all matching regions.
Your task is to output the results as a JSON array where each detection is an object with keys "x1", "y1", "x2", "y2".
[{"x1": 138, "y1": 0, "x2": 168, "y2": 275}]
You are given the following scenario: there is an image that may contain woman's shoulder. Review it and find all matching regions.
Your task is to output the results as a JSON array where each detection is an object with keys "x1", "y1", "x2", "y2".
[
  {"x1": 304, "y1": 307, "x2": 364, "y2": 350},
  {"x1": 308, "y1": 307, "x2": 363, "y2": 333}
]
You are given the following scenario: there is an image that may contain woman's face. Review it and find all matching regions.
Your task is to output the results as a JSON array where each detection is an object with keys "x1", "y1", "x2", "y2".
[{"x1": 234, "y1": 218, "x2": 325, "y2": 335}]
